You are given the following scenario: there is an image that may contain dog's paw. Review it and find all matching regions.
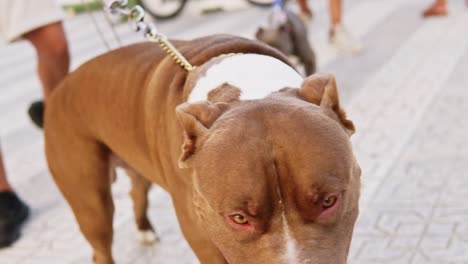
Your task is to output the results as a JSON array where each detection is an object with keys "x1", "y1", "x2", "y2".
[{"x1": 137, "y1": 229, "x2": 160, "y2": 245}]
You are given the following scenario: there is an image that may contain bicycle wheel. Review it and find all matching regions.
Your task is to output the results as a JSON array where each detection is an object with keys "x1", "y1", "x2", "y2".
[
  {"x1": 246, "y1": 0, "x2": 275, "y2": 7},
  {"x1": 138, "y1": 0, "x2": 188, "y2": 20}
]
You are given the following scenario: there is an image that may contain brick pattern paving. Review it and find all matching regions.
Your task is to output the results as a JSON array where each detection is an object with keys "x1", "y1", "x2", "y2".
[
  {"x1": 350, "y1": 54, "x2": 468, "y2": 263},
  {"x1": 0, "y1": 0, "x2": 467, "y2": 263},
  {"x1": 349, "y1": 11, "x2": 468, "y2": 210}
]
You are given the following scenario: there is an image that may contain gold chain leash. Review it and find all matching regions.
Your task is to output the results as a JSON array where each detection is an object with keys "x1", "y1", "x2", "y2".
[{"x1": 104, "y1": 0, "x2": 195, "y2": 71}]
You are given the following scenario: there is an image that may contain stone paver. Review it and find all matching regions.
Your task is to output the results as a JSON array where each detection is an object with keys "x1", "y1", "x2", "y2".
[{"x1": 0, "y1": 0, "x2": 467, "y2": 263}]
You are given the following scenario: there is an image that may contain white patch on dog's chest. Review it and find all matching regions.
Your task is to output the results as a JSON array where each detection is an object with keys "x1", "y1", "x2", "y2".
[
  {"x1": 188, "y1": 54, "x2": 304, "y2": 102},
  {"x1": 282, "y1": 209, "x2": 300, "y2": 263}
]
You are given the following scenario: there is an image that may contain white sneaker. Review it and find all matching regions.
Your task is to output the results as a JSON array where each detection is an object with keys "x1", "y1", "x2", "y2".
[{"x1": 329, "y1": 25, "x2": 363, "y2": 54}]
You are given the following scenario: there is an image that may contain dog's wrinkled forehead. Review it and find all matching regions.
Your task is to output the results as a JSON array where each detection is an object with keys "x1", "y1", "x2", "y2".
[
  {"x1": 195, "y1": 102, "x2": 353, "y2": 200},
  {"x1": 187, "y1": 54, "x2": 303, "y2": 103},
  {"x1": 204, "y1": 99, "x2": 348, "y2": 160}
]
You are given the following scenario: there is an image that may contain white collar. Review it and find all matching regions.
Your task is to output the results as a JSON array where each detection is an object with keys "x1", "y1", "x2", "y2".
[{"x1": 188, "y1": 53, "x2": 303, "y2": 102}]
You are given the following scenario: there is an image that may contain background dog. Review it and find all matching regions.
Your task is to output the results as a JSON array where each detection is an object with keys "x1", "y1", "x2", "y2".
[{"x1": 256, "y1": 5, "x2": 317, "y2": 75}]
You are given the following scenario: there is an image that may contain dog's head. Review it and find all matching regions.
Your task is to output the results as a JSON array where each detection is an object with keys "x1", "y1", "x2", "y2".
[
  {"x1": 256, "y1": 7, "x2": 294, "y2": 56},
  {"x1": 176, "y1": 74, "x2": 360, "y2": 264}
]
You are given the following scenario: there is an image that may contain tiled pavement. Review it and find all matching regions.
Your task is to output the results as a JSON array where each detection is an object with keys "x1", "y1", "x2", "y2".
[
  {"x1": 1, "y1": 0, "x2": 468, "y2": 263},
  {"x1": 349, "y1": 29, "x2": 468, "y2": 264}
]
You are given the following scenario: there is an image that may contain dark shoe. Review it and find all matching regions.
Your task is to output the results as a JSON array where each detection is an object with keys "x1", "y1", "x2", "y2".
[
  {"x1": 28, "y1": 100, "x2": 44, "y2": 129},
  {"x1": 0, "y1": 191, "x2": 30, "y2": 248}
]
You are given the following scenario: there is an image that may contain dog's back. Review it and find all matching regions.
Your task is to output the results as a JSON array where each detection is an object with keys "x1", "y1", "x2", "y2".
[{"x1": 45, "y1": 35, "x2": 290, "y2": 179}]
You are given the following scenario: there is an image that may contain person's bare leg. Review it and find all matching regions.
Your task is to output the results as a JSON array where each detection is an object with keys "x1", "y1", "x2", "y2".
[
  {"x1": 329, "y1": 0, "x2": 342, "y2": 28},
  {"x1": 23, "y1": 22, "x2": 70, "y2": 128},
  {"x1": 23, "y1": 22, "x2": 70, "y2": 102},
  {"x1": 422, "y1": 0, "x2": 448, "y2": 17},
  {"x1": 0, "y1": 147, "x2": 12, "y2": 192},
  {"x1": 297, "y1": 0, "x2": 312, "y2": 17},
  {"x1": 328, "y1": 0, "x2": 363, "y2": 53}
]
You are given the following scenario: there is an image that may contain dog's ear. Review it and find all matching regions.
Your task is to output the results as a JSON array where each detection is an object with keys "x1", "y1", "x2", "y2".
[
  {"x1": 207, "y1": 83, "x2": 241, "y2": 103},
  {"x1": 176, "y1": 101, "x2": 229, "y2": 168},
  {"x1": 298, "y1": 73, "x2": 355, "y2": 136}
]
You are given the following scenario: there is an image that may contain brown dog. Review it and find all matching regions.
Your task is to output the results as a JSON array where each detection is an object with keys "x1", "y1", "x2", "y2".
[{"x1": 44, "y1": 35, "x2": 360, "y2": 264}]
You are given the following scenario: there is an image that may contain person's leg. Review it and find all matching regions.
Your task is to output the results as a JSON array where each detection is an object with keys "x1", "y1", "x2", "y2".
[
  {"x1": 328, "y1": 0, "x2": 362, "y2": 53},
  {"x1": 23, "y1": 21, "x2": 70, "y2": 102},
  {"x1": 423, "y1": 0, "x2": 448, "y2": 17},
  {"x1": 329, "y1": 0, "x2": 342, "y2": 27},
  {"x1": 23, "y1": 22, "x2": 70, "y2": 128},
  {"x1": 297, "y1": 0, "x2": 313, "y2": 17}
]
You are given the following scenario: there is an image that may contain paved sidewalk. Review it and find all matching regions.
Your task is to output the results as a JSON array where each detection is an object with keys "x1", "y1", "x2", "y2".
[
  {"x1": 349, "y1": 31, "x2": 468, "y2": 264},
  {"x1": 1, "y1": 0, "x2": 467, "y2": 263}
]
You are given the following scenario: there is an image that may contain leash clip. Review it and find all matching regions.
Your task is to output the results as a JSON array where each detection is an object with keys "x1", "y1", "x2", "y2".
[
  {"x1": 104, "y1": 0, "x2": 129, "y2": 15},
  {"x1": 104, "y1": 0, "x2": 194, "y2": 72}
]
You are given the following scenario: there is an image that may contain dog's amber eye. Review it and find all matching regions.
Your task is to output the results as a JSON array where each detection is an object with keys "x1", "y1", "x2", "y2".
[
  {"x1": 322, "y1": 195, "x2": 337, "y2": 209},
  {"x1": 232, "y1": 214, "x2": 248, "y2": 225}
]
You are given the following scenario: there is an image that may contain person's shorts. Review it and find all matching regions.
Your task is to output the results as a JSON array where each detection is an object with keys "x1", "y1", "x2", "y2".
[{"x1": 0, "y1": 0, "x2": 64, "y2": 43}]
